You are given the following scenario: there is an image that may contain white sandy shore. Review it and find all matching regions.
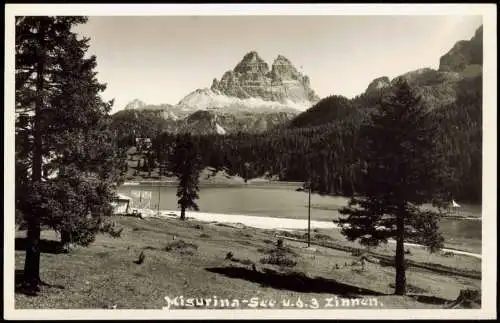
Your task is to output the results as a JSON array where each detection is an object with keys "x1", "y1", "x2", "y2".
[
  {"x1": 122, "y1": 179, "x2": 304, "y2": 186},
  {"x1": 128, "y1": 208, "x2": 481, "y2": 259}
]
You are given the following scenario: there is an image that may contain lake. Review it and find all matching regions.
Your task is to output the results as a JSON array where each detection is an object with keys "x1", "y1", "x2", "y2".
[{"x1": 117, "y1": 183, "x2": 482, "y2": 253}]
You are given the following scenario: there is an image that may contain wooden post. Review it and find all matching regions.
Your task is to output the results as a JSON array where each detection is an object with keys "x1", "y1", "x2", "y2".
[
  {"x1": 157, "y1": 183, "x2": 161, "y2": 216},
  {"x1": 308, "y1": 181, "x2": 311, "y2": 247}
]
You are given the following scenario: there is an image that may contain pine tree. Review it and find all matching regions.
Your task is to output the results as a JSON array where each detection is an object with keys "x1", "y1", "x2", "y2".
[
  {"x1": 145, "y1": 149, "x2": 156, "y2": 178},
  {"x1": 15, "y1": 16, "x2": 121, "y2": 292},
  {"x1": 169, "y1": 133, "x2": 203, "y2": 220},
  {"x1": 335, "y1": 79, "x2": 450, "y2": 295}
]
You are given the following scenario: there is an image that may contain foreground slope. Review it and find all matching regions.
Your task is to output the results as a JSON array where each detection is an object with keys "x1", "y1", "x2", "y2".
[{"x1": 15, "y1": 216, "x2": 480, "y2": 309}]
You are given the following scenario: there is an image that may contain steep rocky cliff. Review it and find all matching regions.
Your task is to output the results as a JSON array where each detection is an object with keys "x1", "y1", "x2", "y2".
[
  {"x1": 211, "y1": 51, "x2": 319, "y2": 106},
  {"x1": 290, "y1": 25, "x2": 483, "y2": 128},
  {"x1": 439, "y1": 25, "x2": 483, "y2": 73},
  {"x1": 362, "y1": 25, "x2": 482, "y2": 109}
]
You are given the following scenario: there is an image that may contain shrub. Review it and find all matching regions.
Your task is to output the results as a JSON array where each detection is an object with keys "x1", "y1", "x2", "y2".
[
  {"x1": 60, "y1": 225, "x2": 98, "y2": 248},
  {"x1": 314, "y1": 233, "x2": 332, "y2": 241},
  {"x1": 237, "y1": 258, "x2": 255, "y2": 266},
  {"x1": 285, "y1": 270, "x2": 308, "y2": 279},
  {"x1": 230, "y1": 257, "x2": 255, "y2": 266},
  {"x1": 258, "y1": 244, "x2": 299, "y2": 268},
  {"x1": 99, "y1": 221, "x2": 124, "y2": 238},
  {"x1": 224, "y1": 251, "x2": 256, "y2": 266},
  {"x1": 200, "y1": 233, "x2": 210, "y2": 238},
  {"x1": 260, "y1": 254, "x2": 297, "y2": 267},
  {"x1": 276, "y1": 238, "x2": 284, "y2": 248},
  {"x1": 450, "y1": 289, "x2": 481, "y2": 308},
  {"x1": 165, "y1": 240, "x2": 198, "y2": 255},
  {"x1": 389, "y1": 282, "x2": 427, "y2": 294}
]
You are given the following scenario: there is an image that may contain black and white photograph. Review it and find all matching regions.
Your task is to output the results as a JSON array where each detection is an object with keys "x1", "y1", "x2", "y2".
[{"x1": 4, "y1": 3, "x2": 497, "y2": 320}]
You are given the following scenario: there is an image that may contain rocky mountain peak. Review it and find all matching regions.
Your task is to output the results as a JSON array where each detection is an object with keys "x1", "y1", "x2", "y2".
[
  {"x1": 273, "y1": 54, "x2": 292, "y2": 65},
  {"x1": 363, "y1": 24, "x2": 482, "y2": 106},
  {"x1": 271, "y1": 55, "x2": 301, "y2": 82},
  {"x1": 474, "y1": 25, "x2": 483, "y2": 38},
  {"x1": 439, "y1": 25, "x2": 483, "y2": 73},
  {"x1": 243, "y1": 50, "x2": 262, "y2": 61},
  {"x1": 233, "y1": 50, "x2": 270, "y2": 75},
  {"x1": 211, "y1": 51, "x2": 319, "y2": 106}
]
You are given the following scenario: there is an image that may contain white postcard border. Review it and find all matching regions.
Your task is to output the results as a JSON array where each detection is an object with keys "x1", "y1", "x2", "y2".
[{"x1": 4, "y1": 3, "x2": 497, "y2": 320}]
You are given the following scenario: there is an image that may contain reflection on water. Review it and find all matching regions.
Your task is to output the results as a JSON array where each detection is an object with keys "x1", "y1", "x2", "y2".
[{"x1": 117, "y1": 183, "x2": 481, "y2": 242}]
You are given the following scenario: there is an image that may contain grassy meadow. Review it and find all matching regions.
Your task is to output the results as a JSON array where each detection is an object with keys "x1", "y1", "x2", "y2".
[{"x1": 15, "y1": 215, "x2": 480, "y2": 309}]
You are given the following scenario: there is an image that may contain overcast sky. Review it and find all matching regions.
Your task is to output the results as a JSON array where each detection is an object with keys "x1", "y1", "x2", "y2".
[{"x1": 73, "y1": 15, "x2": 483, "y2": 111}]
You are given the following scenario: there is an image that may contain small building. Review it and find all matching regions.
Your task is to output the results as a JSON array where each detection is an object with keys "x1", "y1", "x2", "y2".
[{"x1": 111, "y1": 193, "x2": 131, "y2": 215}]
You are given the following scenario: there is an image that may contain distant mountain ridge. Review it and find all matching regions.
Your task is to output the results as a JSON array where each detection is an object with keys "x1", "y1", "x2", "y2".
[
  {"x1": 115, "y1": 25, "x2": 483, "y2": 135},
  {"x1": 362, "y1": 25, "x2": 482, "y2": 102},
  {"x1": 118, "y1": 51, "x2": 321, "y2": 134},
  {"x1": 289, "y1": 24, "x2": 484, "y2": 130},
  {"x1": 439, "y1": 25, "x2": 483, "y2": 73}
]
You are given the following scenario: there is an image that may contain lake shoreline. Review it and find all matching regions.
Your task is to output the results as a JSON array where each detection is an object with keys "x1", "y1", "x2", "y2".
[
  {"x1": 122, "y1": 180, "x2": 305, "y2": 187},
  {"x1": 119, "y1": 182, "x2": 482, "y2": 221},
  {"x1": 117, "y1": 183, "x2": 482, "y2": 255}
]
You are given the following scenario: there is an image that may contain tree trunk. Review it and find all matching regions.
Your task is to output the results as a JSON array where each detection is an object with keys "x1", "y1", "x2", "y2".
[
  {"x1": 60, "y1": 229, "x2": 72, "y2": 252},
  {"x1": 180, "y1": 206, "x2": 186, "y2": 220},
  {"x1": 394, "y1": 208, "x2": 406, "y2": 295},
  {"x1": 60, "y1": 230, "x2": 71, "y2": 245},
  {"x1": 24, "y1": 217, "x2": 41, "y2": 289},
  {"x1": 23, "y1": 19, "x2": 46, "y2": 290}
]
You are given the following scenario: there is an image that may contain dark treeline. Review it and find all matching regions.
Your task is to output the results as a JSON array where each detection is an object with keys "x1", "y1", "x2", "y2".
[
  {"x1": 112, "y1": 77, "x2": 482, "y2": 204},
  {"x1": 432, "y1": 77, "x2": 482, "y2": 203},
  {"x1": 153, "y1": 119, "x2": 362, "y2": 196}
]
